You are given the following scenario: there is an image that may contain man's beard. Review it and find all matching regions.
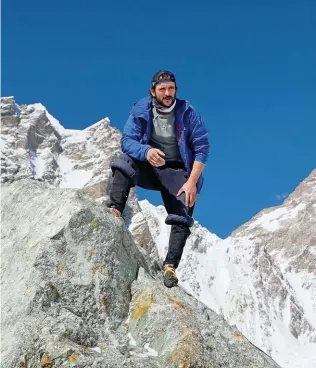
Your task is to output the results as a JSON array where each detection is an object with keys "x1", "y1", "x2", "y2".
[{"x1": 155, "y1": 95, "x2": 176, "y2": 108}]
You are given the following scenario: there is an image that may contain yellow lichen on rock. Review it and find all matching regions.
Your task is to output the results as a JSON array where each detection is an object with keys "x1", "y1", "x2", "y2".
[
  {"x1": 235, "y1": 332, "x2": 244, "y2": 342},
  {"x1": 169, "y1": 328, "x2": 198, "y2": 368},
  {"x1": 67, "y1": 353, "x2": 79, "y2": 363},
  {"x1": 40, "y1": 352, "x2": 52, "y2": 368},
  {"x1": 131, "y1": 289, "x2": 153, "y2": 320},
  {"x1": 91, "y1": 219, "x2": 99, "y2": 231}
]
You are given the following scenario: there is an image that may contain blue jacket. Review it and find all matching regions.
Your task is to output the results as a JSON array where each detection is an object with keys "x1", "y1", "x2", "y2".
[{"x1": 121, "y1": 96, "x2": 210, "y2": 193}]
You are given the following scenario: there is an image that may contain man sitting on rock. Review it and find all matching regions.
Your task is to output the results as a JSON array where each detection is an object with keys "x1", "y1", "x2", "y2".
[{"x1": 107, "y1": 70, "x2": 210, "y2": 288}]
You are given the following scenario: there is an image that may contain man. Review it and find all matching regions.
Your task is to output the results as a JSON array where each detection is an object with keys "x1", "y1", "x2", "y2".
[{"x1": 108, "y1": 70, "x2": 210, "y2": 288}]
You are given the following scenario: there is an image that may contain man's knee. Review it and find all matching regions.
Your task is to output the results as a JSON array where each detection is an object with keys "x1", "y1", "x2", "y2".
[
  {"x1": 110, "y1": 154, "x2": 139, "y2": 185},
  {"x1": 171, "y1": 223, "x2": 191, "y2": 238},
  {"x1": 165, "y1": 214, "x2": 194, "y2": 227}
]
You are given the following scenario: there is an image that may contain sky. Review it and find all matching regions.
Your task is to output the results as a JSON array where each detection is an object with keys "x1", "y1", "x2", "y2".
[{"x1": 2, "y1": 0, "x2": 316, "y2": 238}]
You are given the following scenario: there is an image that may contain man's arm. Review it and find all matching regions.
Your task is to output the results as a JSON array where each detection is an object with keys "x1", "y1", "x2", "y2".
[
  {"x1": 177, "y1": 161, "x2": 205, "y2": 207},
  {"x1": 121, "y1": 114, "x2": 152, "y2": 161},
  {"x1": 189, "y1": 109, "x2": 210, "y2": 164},
  {"x1": 177, "y1": 109, "x2": 210, "y2": 207},
  {"x1": 188, "y1": 161, "x2": 205, "y2": 185}
]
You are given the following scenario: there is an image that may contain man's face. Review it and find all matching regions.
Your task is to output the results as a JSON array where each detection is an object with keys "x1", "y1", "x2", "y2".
[{"x1": 151, "y1": 81, "x2": 176, "y2": 107}]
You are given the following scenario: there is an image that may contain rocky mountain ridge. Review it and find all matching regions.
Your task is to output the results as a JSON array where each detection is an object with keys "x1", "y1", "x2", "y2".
[{"x1": 1, "y1": 96, "x2": 315, "y2": 367}]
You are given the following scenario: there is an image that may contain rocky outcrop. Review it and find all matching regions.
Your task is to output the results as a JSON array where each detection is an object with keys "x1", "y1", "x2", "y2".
[{"x1": 0, "y1": 180, "x2": 279, "y2": 367}]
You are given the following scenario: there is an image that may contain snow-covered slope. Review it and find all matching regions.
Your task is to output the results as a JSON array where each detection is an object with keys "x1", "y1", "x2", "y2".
[{"x1": 140, "y1": 170, "x2": 316, "y2": 368}]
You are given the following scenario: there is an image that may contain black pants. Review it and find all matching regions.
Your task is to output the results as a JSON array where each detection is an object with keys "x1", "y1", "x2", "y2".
[{"x1": 109, "y1": 155, "x2": 194, "y2": 268}]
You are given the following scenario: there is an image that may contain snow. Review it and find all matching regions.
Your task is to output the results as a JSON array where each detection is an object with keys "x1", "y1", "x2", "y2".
[
  {"x1": 128, "y1": 212, "x2": 145, "y2": 232},
  {"x1": 83, "y1": 117, "x2": 110, "y2": 131},
  {"x1": 58, "y1": 155, "x2": 74, "y2": 175},
  {"x1": 127, "y1": 332, "x2": 137, "y2": 346},
  {"x1": 57, "y1": 155, "x2": 93, "y2": 188},
  {"x1": 0, "y1": 137, "x2": 7, "y2": 152},
  {"x1": 34, "y1": 148, "x2": 51, "y2": 179},
  {"x1": 29, "y1": 103, "x2": 66, "y2": 137},
  {"x1": 144, "y1": 342, "x2": 158, "y2": 357},
  {"x1": 90, "y1": 347, "x2": 101, "y2": 353},
  {"x1": 62, "y1": 129, "x2": 88, "y2": 143},
  {"x1": 34, "y1": 156, "x2": 46, "y2": 179},
  {"x1": 14, "y1": 103, "x2": 21, "y2": 117},
  {"x1": 249, "y1": 203, "x2": 306, "y2": 232},
  {"x1": 16, "y1": 148, "x2": 26, "y2": 156},
  {"x1": 285, "y1": 270, "x2": 316, "y2": 329},
  {"x1": 60, "y1": 169, "x2": 93, "y2": 189},
  {"x1": 139, "y1": 199, "x2": 316, "y2": 368},
  {"x1": 269, "y1": 319, "x2": 316, "y2": 368},
  {"x1": 46, "y1": 110, "x2": 66, "y2": 137}
]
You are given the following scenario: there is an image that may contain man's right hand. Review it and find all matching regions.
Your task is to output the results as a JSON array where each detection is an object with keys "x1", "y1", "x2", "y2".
[{"x1": 147, "y1": 148, "x2": 165, "y2": 167}]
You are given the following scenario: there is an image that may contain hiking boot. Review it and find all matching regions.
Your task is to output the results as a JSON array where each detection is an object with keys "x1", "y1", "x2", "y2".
[{"x1": 163, "y1": 264, "x2": 178, "y2": 288}]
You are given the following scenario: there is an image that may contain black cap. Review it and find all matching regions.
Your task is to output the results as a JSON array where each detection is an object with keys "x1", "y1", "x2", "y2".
[{"x1": 151, "y1": 70, "x2": 176, "y2": 88}]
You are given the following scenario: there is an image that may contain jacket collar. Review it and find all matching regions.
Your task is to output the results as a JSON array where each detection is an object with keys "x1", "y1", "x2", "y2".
[{"x1": 131, "y1": 96, "x2": 189, "y2": 121}]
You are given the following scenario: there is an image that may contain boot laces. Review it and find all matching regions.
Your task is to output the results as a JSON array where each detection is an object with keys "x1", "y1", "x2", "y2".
[{"x1": 164, "y1": 264, "x2": 177, "y2": 279}]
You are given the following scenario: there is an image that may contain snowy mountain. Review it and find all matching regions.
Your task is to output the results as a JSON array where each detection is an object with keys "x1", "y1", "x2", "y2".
[
  {"x1": 140, "y1": 170, "x2": 316, "y2": 368},
  {"x1": 1, "y1": 96, "x2": 121, "y2": 201},
  {"x1": 1, "y1": 96, "x2": 315, "y2": 368}
]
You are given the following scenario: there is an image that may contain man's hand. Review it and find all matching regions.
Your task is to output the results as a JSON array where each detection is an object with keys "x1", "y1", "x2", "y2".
[
  {"x1": 177, "y1": 180, "x2": 197, "y2": 207},
  {"x1": 147, "y1": 148, "x2": 165, "y2": 167}
]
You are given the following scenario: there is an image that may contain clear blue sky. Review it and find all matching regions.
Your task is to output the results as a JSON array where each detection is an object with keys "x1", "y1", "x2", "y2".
[{"x1": 2, "y1": 0, "x2": 316, "y2": 238}]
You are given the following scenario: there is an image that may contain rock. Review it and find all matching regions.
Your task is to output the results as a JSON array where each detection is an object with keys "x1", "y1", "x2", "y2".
[
  {"x1": 1, "y1": 179, "x2": 280, "y2": 367},
  {"x1": 122, "y1": 268, "x2": 279, "y2": 367},
  {"x1": 1, "y1": 179, "x2": 147, "y2": 367}
]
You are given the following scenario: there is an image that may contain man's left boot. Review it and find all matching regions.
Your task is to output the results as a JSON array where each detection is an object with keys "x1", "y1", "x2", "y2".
[{"x1": 163, "y1": 264, "x2": 178, "y2": 288}]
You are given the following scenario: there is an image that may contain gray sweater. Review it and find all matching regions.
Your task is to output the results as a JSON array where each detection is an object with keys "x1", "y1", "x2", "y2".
[{"x1": 149, "y1": 107, "x2": 183, "y2": 162}]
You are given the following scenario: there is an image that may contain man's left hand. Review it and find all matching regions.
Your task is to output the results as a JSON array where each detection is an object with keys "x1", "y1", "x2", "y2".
[{"x1": 177, "y1": 180, "x2": 197, "y2": 207}]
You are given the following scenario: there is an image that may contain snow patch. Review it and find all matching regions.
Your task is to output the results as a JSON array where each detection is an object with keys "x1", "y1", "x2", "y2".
[
  {"x1": 59, "y1": 169, "x2": 93, "y2": 189},
  {"x1": 16, "y1": 148, "x2": 26, "y2": 156},
  {"x1": 46, "y1": 110, "x2": 66, "y2": 137},
  {"x1": 90, "y1": 347, "x2": 101, "y2": 354},
  {"x1": 127, "y1": 332, "x2": 137, "y2": 346},
  {"x1": 249, "y1": 203, "x2": 306, "y2": 232},
  {"x1": 144, "y1": 342, "x2": 158, "y2": 357},
  {"x1": 0, "y1": 138, "x2": 7, "y2": 152},
  {"x1": 58, "y1": 155, "x2": 74, "y2": 175},
  {"x1": 285, "y1": 271, "x2": 316, "y2": 329}
]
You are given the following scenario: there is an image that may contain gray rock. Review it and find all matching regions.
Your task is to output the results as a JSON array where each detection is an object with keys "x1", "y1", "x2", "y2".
[
  {"x1": 1, "y1": 179, "x2": 147, "y2": 367},
  {"x1": 0, "y1": 95, "x2": 160, "y2": 280},
  {"x1": 122, "y1": 268, "x2": 279, "y2": 367},
  {"x1": 1, "y1": 179, "x2": 279, "y2": 367}
]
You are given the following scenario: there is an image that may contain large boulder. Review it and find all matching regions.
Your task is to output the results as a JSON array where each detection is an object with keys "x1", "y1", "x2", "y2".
[{"x1": 1, "y1": 179, "x2": 279, "y2": 367}]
